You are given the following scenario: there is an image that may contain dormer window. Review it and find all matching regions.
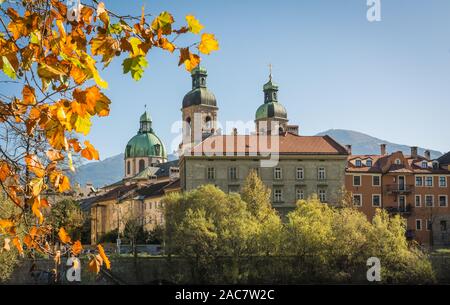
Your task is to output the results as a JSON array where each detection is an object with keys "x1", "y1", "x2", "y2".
[
  {"x1": 366, "y1": 159, "x2": 373, "y2": 167},
  {"x1": 355, "y1": 160, "x2": 362, "y2": 167},
  {"x1": 421, "y1": 161, "x2": 428, "y2": 169},
  {"x1": 395, "y1": 159, "x2": 401, "y2": 165}
]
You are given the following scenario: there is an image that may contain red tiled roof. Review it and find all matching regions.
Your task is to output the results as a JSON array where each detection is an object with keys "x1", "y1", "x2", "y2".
[{"x1": 187, "y1": 132, "x2": 348, "y2": 156}]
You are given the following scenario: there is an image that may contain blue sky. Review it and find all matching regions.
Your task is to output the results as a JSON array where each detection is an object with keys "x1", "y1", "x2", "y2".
[{"x1": 4, "y1": 0, "x2": 450, "y2": 159}]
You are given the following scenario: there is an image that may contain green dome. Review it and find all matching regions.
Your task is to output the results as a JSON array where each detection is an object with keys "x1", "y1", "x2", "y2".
[
  {"x1": 125, "y1": 132, "x2": 167, "y2": 159},
  {"x1": 255, "y1": 102, "x2": 287, "y2": 120},
  {"x1": 125, "y1": 111, "x2": 167, "y2": 159}
]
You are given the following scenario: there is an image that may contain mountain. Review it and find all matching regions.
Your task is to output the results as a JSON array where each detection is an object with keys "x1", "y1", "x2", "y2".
[
  {"x1": 72, "y1": 130, "x2": 444, "y2": 188},
  {"x1": 70, "y1": 153, "x2": 177, "y2": 188},
  {"x1": 316, "y1": 129, "x2": 443, "y2": 159}
]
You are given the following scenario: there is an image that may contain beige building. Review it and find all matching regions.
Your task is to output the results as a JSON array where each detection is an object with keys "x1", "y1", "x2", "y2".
[{"x1": 180, "y1": 133, "x2": 348, "y2": 215}]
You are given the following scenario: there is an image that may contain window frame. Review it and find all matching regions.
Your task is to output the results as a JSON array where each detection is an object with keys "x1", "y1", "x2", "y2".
[
  {"x1": 274, "y1": 189, "x2": 283, "y2": 203},
  {"x1": 366, "y1": 159, "x2": 373, "y2": 167},
  {"x1": 425, "y1": 176, "x2": 433, "y2": 187},
  {"x1": 415, "y1": 176, "x2": 423, "y2": 187},
  {"x1": 439, "y1": 195, "x2": 448, "y2": 207},
  {"x1": 425, "y1": 195, "x2": 434, "y2": 207},
  {"x1": 296, "y1": 188, "x2": 305, "y2": 201},
  {"x1": 206, "y1": 167, "x2": 216, "y2": 180},
  {"x1": 353, "y1": 175, "x2": 362, "y2": 187},
  {"x1": 416, "y1": 219, "x2": 422, "y2": 231},
  {"x1": 318, "y1": 167, "x2": 326, "y2": 180},
  {"x1": 415, "y1": 195, "x2": 421, "y2": 208},
  {"x1": 439, "y1": 176, "x2": 447, "y2": 188},
  {"x1": 296, "y1": 167, "x2": 304, "y2": 180},
  {"x1": 274, "y1": 167, "x2": 283, "y2": 180},
  {"x1": 228, "y1": 167, "x2": 238, "y2": 181},
  {"x1": 372, "y1": 175, "x2": 381, "y2": 186},
  {"x1": 353, "y1": 194, "x2": 362, "y2": 207},
  {"x1": 372, "y1": 194, "x2": 381, "y2": 207},
  {"x1": 318, "y1": 189, "x2": 327, "y2": 203}
]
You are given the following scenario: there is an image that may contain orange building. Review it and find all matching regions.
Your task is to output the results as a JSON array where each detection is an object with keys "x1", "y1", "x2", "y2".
[{"x1": 346, "y1": 145, "x2": 450, "y2": 247}]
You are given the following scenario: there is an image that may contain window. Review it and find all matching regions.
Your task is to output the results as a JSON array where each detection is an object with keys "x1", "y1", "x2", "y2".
[
  {"x1": 355, "y1": 160, "x2": 362, "y2": 167},
  {"x1": 425, "y1": 176, "x2": 433, "y2": 187},
  {"x1": 207, "y1": 167, "x2": 215, "y2": 180},
  {"x1": 229, "y1": 167, "x2": 238, "y2": 180},
  {"x1": 274, "y1": 167, "x2": 282, "y2": 180},
  {"x1": 319, "y1": 190, "x2": 327, "y2": 203},
  {"x1": 373, "y1": 176, "x2": 381, "y2": 186},
  {"x1": 296, "y1": 189, "x2": 304, "y2": 201},
  {"x1": 353, "y1": 194, "x2": 362, "y2": 206},
  {"x1": 415, "y1": 195, "x2": 421, "y2": 207},
  {"x1": 395, "y1": 159, "x2": 401, "y2": 165},
  {"x1": 366, "y1": 159, "x2": 373, "y2": 167},
  {"x1": 439, "y1": 177, "x2": 447, "y2": 187},
  {"x1": 425, "y1": 195, "x2": 434, "y2": 207},
  {"x1": 353, "y1": 176, "x2": 361, "y2": 186},
  {"x1": 441, "y1": 220, "x2": 447, "y2": 232},
  {"x1": 439, "y1": 195, "x2": 448, "y2": 207},
  {"x1": 127, "y1": 161, "x2": 131, "y2": 175},
  {"x1": 138, "y1": 159, "x2": 145, "y2": 172},
  {"x1": 205, "y1": 116, "x2": 212, "y2": 129},
  {"x1": 318, "y1": 167, "x2": 326, "y2": 180},
  {"x1": 426, "y1": 219, "x2": 432, "y2": 231},
  {"x1": 416, "y1": 219, "x2": 422, "y2": 231},
  {"x1": 415, "y1": 176, "x2": 423, "y2": 187},
  {"x1": 296, "y1": 167, "x2": 304, "y2": 180},
  {"x1": 421, "y1": 161, "x2": 428, "y2": 169},
  {"x1": 274, "y1": 189, "x2": 283, "y2": 202},
  {"x1": 372, "y1": 195, "x2": 381, "y2": 207}
]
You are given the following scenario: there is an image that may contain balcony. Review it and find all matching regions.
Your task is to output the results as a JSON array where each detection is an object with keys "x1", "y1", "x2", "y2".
[
  {"x1": 385, "y1": 204, "x2": 413, "y2": 216},
  {"x1": 385, "y1": 184, "x2": 414, "y2": 194}
]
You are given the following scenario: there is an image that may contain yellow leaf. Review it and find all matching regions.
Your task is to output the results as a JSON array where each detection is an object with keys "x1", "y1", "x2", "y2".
[
  {"x1": 186, "y1": 15, "x2": 204, "y2": 34},
  {"x1": 58, "y1": 175, "x2": 70, "y2": 193},
  {"x1": 198, "y1": 33, "x2": 219, "y2": 55},
  {"x1": 29, "y1": 178, "x2": 44, "y2": 197},
  {"x1": 32, "y1": 197, "x2": 44, "y2": 224},
  {"x1": 58, "y1": 227, "x2": 71, "y2": 244},
  {"x1": 151, "y1": 11, "x2": 174, "y2": 35},
  {"x1": 0, "y1": 162, "x2": 11, "y2": 182},
  {"x1": 46, "y1": 150, "x2": 64, "y2": 162},
  {"x1": 160, "y1": 38, "x2": 175, "y2": 53},
  {"x1": 97, "y1": 244, "x2": 111, "y2": 269},
  {"x1": 0, "y1": 219, "x2": 14, "y2": 229}
]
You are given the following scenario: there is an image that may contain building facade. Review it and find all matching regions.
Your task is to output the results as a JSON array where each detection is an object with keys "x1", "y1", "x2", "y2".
[{"x1": 346, "y1": 145, "x2": 450, "y2": 247}]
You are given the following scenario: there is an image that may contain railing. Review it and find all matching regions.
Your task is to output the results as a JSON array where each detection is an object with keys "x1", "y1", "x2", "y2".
[
  {"x1": 385, "y1": 184, "x2": 414, "y2": 193},
  {"x1": 385, "y1": 204, "x2": 413, "y2": 215}
]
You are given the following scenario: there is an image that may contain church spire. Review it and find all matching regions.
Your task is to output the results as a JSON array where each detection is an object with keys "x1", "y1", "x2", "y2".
[
  {"x1": 191, "y1": 66, "x2": 208, "y2": 89},
  {"x1": 263, "y1": 64, "x2": 279, "y2": 103},
  {"x1": 139, "y1": 107, "x2": 152, "y2": 134}
]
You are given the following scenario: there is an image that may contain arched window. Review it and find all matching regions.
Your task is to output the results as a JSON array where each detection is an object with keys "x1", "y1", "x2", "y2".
[
  {"x1": 138, "y1": 159, "x2": 145, "y2": 172},
  {"x1": 205, "y1": 116, "x2": 212, "y2": 129},
  {"x1": 279, "y1": 127, "x2": 284, "y2": 134},
  {"x1": 127, "y1": 161, "x2": 131, "y2": 175},
  {"x1": 154, "y1": 144, "x2": 161, "y2": 156}
]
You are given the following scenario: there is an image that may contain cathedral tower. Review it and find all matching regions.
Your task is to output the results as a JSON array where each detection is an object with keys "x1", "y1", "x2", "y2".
[
  {"x1": 181, "y1": 66, "x2": 218, "y2": 148},
  {"x1": 255, "y1": 71, "x2": 289, "y2": 135}
]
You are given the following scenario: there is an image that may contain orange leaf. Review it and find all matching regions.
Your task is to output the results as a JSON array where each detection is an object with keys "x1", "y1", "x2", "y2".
[
  {"x1": 31, "y1": 197, "x2": 44, "y2": 224},
  {"x1": 46, "y1": 150, "x2": 64, "y2": 162},
  {"x1": 97, "y1": 244, "x2": 111, "y2": 269},
  {"x1": 25, "y1": 154, "x2": 45, "y2": 178},
  {"x1": 0, "y1": 219, "x2": 14, "y2": 229},
  {"x1": 12, "y1": 237, "x2": 23, "y2": 256},
  {"x1": 71, "y1": 240, "x2": 83, "y2": 256},
  {"x1": 22, "y1": 85, "x2": 36, "y2": 105},
  {"x1": 29, "y1": 178, "x2": 44, "y2": 197},
  {"x1": 58, "y1": 227, "x2": 71, "y2": 244},
  {"x1": 81, "y1": 140, "x2": 99, "y2": 160},
  {"x1": 88, "y1": 255, "x2": 101, "y2": 274},
  {"x1": 0, "y1": 162, "x2": 10, "y2": 182},
  {"x1": 3, "y1": 238, "x2": 11, "y2": 252},
  {"x1": 178, "y1": 48, "x2": 200, "y2": 72}
]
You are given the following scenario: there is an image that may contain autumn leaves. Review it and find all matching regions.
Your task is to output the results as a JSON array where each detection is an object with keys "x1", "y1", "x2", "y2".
[{"x1": 0, "y1": 0, "x2": 218, "y2": 275}]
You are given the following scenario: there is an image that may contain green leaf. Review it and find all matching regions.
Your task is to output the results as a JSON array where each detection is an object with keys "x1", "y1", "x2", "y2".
[
  {"x1": 72, "y1": 113, "x2": 92, "y2": 136},
  {"x1": 108, "y1": 23, "x2": 123, "y2": 35},
  {"x1": 1, "y1": 56, "x2": 16, "y2": 79},
  {"x1": 122, "y1": 55, "x2": 148, "y2": 81}
]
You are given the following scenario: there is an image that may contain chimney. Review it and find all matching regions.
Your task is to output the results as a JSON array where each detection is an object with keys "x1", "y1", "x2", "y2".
[
  {"x1": 411, "y1": 146, "x2": 418, "y2": 159},
  {"x1": 345, "y1": 145, "x2": 352, "y2": 155},
  {"x1": 232, "y1": 128, "x2": 238, "y2": 136},
  {"x1": 380, "y1": 144, "x2": 387, "y2": 156},
  {"x1": 424, "y1": 150, "x2": 431, "y2": 160}
]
